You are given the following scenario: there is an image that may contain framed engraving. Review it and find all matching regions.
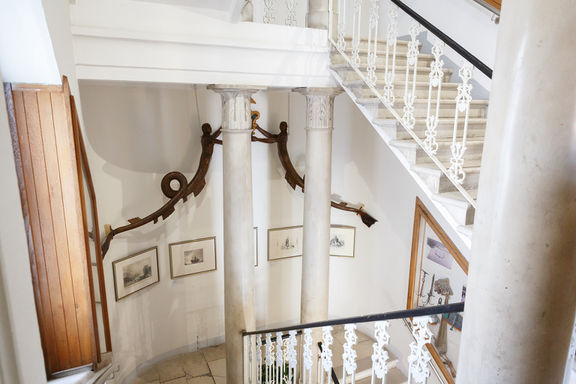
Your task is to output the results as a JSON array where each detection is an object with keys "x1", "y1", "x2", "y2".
[
  {"x1": 112, "y1": 247, "x2": 160, "y2": 301},
  {"x1": 267, "y1": 226, "x2": 303, "y2": 261},
  {"x1": 169, "y1": 237, "x2": 217, "y2": 279}
]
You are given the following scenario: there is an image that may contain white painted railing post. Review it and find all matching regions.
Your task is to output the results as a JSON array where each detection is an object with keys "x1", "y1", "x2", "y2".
[
  {"x1": 423, "y1": 38, "x2": 445, "y2": 155},
  {"x1": 383, "y1": 3, "x2": 399, "y2": 106},
  {"x1": 407, "y1": 317, "x2": 433, "y2": 384},
  {"x1": 402, "y1": 22, "x2": 423, "y2": 130},
  {"x1": 448, "y1": 63, "x2": 473, "y2": 184}
]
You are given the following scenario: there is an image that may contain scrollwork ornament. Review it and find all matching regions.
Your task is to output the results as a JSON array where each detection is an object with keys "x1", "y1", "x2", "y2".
[
  {"x1": 265, "y1": 333, "x2": 274, "y2": 367},
  {"x1": 403, "y1": 92, "x2": 416, "y2": 129},
  {"x1": 287, "y1": 330, "x2": 298, "y2": 370},
  {"x1": 372, "y1": 321, "x2": 391, "y2": 379},
  {"x1": 285, "y1": 0, "x2": 297, "y2": 26},
  {"x1": 366, "y1": 0, "x2": 380, "y2": 86},
  {"x1": 406, "y1": 23, "x2": 423, "y2": 67},
  {"x1": 303, "y1": 328, "x2": 313, "y2": 381},
  {"x1": 321, "y1": 326, "x2": 334, "y2": 373},
  {"x1": 449, "y1": 142, "x2": 467, "y2": 183},
  {"x1": 263, "y1": 0, "x2": 276, "y2": 24},
  {"x1": 351, "y1": 0, "x2": 363, "y2": 68},
  {"x1": 343, "y1": 324, "x2": 358, "y2": 376},
  {"x1": 429, "y1": 40, "x2": 445, "y2": 88},
  {"x1": 424, "y1": 115, "x2": 440, "y2": 154},
  {"x1": 407, "y1": 316, "x2": 433, "y2": 384},
  {"x1": 456, "y1": 64, "x2": 473, "y2": 113}
]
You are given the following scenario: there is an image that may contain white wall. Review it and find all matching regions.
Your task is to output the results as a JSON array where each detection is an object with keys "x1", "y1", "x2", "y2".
[
  {"x1": 78, "y1": 82, "x2": 469, "y2": 382},
  {"x1": 0, "y1": 0, "x2": 60, "y2": 83}
]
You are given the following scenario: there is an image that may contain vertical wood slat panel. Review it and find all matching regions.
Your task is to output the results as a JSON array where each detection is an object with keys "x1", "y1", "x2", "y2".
[
  {"x1": 9, "y1": 82, "x2": 94, "y2": 376},
  {"x1": 37, "y1": 90, "x2": 83, "y2": 368},
  {"x1": 21, "y1": 91, "x2": 72, "y2": 370},
  {"x1": 51, "y1": 85, "x2": 94, "y2": 365},
  {"x1": 11, "y1": 91, "x2": 59, "y2": 374}
]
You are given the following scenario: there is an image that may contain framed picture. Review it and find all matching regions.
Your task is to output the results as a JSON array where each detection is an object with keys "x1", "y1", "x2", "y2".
[
  {"x1": 407, "y1": 198, "x2": 468, "y2": 384},
  {"x1": 267, "y1": 226, "x2": 303, "y2": 261},
  {"x1": 254, "y1": 227, "x2": 259, "y2": 267},
  {"x1": 112, "y1": 247, "x2": 160, "y2": 301},
  {"x1": 329, "y1": 225, "x2": 356, "y2": 257},
  {"x1": 169, "y1": 237, "x2": 217, "y2": 279}
]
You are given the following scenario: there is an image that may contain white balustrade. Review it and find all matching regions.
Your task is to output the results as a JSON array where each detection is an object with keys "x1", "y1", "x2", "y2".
[
  {"x1": 244, "y1": 314, "x2": 441, "y2": 384},
  {"x1": 327, "y1": 0, "x2": 490, "y2": 208},
  {"x1": 249, "y1": 0, "x2": 307, "y2": 27}
]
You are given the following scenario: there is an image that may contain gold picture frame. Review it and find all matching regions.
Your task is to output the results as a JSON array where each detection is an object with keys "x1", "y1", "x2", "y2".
[{"x1": 407, "y1": 198, "x2": 469, "y2": 384}]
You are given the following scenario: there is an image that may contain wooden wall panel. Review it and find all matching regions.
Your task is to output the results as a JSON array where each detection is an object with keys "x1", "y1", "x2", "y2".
[{"x1": 7, "y1": 81, "x2": 94, "y2": 377}]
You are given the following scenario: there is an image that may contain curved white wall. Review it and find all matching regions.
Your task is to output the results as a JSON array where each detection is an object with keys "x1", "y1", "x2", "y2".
[{"x1": 79, "y1": 82, "x2": 470, "y2": 382}]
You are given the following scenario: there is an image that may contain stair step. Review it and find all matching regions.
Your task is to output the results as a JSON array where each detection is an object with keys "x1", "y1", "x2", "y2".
[
  {"x1": 458, "y1": 224, "x2": 474, "y2": 238},
  {"x1": 332, "y1": 52, "x2": 435, "y2": 67},
  {"x1": 355, "y1": 367, "x2": 408, "y2": 384},
  {"x1": 352, "y1": 84, "x2": 459, "y2": 100},
  {"x1": 368, "y1": 99, "x2": 488, "y2": 119},
  {"x1": 334, "y1": 356, "x2": 399, "y2": 383},
  {"x1": 344, "y1": 80, "x2": 459, "y2": 90},
  {"x1": 343, "y1": 36, "x2": 413, "y2": 48},
  {"x1": 332, "y1": 65, "x2": 453, "y2": 83},
  {"x1": 432, "y1": 190, "x2": 478, "y2": 226},
  {"x1": 411, "y1": 164, "x2": 481, "y2": 193},
  {"x1": 373, "y1": 118, "x2": 487, "y2": 141},
  {"x1": 390, "y1": 139, "x2": 484, "y2": 167}
]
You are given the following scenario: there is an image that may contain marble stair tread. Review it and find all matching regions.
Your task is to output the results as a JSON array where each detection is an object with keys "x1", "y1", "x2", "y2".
[
  {"x1": 373, "y1": 117, "x2": 487, "y2": 126},
  {"x1": 411, "y1": 163, "x2": 482, "y2": 177},
  {"x1": 330, "y1": 63, "x2": 453, "y2": 76},
  {"x1": 390, "y1": 138, "x2": 485, "y2": 148},
  {"x1": 344, "y1": 79, "x2": 459, "y2": 89},
  {"x1": 358, "y1": 97, "x2": 489, "y2": 107},
  {"x1": 458, "y1": 224, "x2": 474, "y2": 238},
  {"x1": 355, "y1": 366, "x2": 408, "y2": 384},
  {"x1": 342, "y1": 36, "x2": 413, "y2": 46}
]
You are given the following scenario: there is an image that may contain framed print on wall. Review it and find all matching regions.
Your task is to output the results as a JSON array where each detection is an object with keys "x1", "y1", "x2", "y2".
[
  {"x1": 267, "y1": 226, "x2": 303, "y2": 261},
  {"x1": 169, "y1": 237, "x2": 217, "y2": 279},
  {"x1": 407, "y1": 198, "x2": 469, "y2": 384},
  {"x1": 329, "y1": 225, "x2": 356, "y2": 257},
  {"x1": 112, "y1": 247, "x2": 160, "y2": 301}
]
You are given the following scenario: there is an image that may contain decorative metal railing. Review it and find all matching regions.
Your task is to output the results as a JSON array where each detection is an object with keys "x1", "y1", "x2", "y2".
[
  {"x1": 244, "y1": 0, "x2": 308, "y2": 27},
  {"x1": 243, "y1": 302, "x2": 464, "y2": 384},
  {"x1": 328, "y1": 0, "x2": 493, "y2": 208}
]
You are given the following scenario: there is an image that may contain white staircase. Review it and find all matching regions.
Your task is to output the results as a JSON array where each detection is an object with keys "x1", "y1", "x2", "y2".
[{"x1": 329, "y1": 36, "x2": 490, "y2": 242}]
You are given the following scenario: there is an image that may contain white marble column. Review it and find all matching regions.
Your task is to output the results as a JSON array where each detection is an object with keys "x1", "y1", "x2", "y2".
[
  {"x1": 456, "y1": 1, "x2": 576, "y2": 383},
  {"x1": 307, "y1": 0, "x2": 329, "y2": 29},
  {"x1": 208, "y1": 85, "x2": 263, "y2": 383},
  {"x1": 294, "y1": 88, "x2": 342, "y2": 325}
]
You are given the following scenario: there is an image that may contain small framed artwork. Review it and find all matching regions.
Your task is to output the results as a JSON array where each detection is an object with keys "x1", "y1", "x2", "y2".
[
  {"x1": 112, "y1": 247, "x2": 160, "y2": 301},
  {"x1": 268, "y1": 226, "x2": 303, "y2": 261},
  {"x1": 254, "y1": 227, "x2": 259, "y2": 267},
  {"x1": 169, "y1": 237, "x2": 217, "y2": 279},
  {"x1": 407, "y1": 198, "x2": 469, "y2": 384},
  {"x1": 330, "y1": 225, "x2": 356, "y2": 257}
]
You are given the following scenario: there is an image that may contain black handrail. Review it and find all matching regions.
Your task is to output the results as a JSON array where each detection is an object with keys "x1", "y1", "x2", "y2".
[
  {"x1": 243, "y1": 302, "x2": 464, "y2": 336},
  {"x1": 390, "y1": 0, "x2": 493, "y2": 79}
]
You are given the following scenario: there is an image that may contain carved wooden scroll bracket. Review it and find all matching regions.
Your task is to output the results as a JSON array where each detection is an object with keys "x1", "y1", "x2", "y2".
[{"x1": 102, "y1": 121, "x2": 376, "y2": 257}]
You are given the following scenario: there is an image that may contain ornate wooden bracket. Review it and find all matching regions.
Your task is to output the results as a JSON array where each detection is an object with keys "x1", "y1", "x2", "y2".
[
  {"x1": 101, "y1": 124, "x2": 221, "y2": 256},
  {"x1": 102, "y1": 120, "x2": 376, "y2": 256},
  {"x1": 249, "y1": 122, "x2": 377, "y2": 228}
]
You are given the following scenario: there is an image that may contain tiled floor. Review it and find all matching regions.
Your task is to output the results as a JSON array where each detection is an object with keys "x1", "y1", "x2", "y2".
[{"x1": 130, "y1": 344, "x2": 226, "y2": 384}]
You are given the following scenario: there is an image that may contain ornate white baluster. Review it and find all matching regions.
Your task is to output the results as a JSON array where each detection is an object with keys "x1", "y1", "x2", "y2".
[
  {"x1": 263, "y1": 0, "x2": 276, "y2": 24},
  {"x1": 351, "y1": 0, "x2": 363, "y2": 68},
  {"x1": 424, "y1": 38, "x2": 445, "y2": 154},
  {"x1": 337, "y1": 0, "x2": 347, "y2": 51},
  {"x1": 371, "y1": 321, "x2": 391, "y2": 384},
  {"x1": 320, "y1": 326, "x2": 334, "y2": 384},
  {"x1": 449, "y1": 63, "x2": 473, "y2": 183},
  {"x1": 302, "y1": 329, "x2": 313, "y2": 384},
  {"x1": 286, "y1": 330, "x2": 298, "y2": 384},
  {"x1": 402, "y1": 22, "x2": 423, "y2": 130},
  {"x1": 285, "y1": 0, "x2": 297, "y2": 26},
  {"x1": 366, "y1": 0, "x2": 380, "y2": 86},
  {"x1": 265, "y1": 333, "x2": 274, "y2": 384},
  {"x1": 383, "y1": 5, "x2": 398, "y2": 106},
  {"x1": 407, "y1": 316, "x2": 433, "y2": 384},
  {"x1": 276, "y1": 332, "x2": 284, "y2": 384},
  {"x1": 257, "y1": 335, "x2": 263, "y2": 384},
  {"x1": 342, "y1": 324, "x2": 358, "y2": 384}
]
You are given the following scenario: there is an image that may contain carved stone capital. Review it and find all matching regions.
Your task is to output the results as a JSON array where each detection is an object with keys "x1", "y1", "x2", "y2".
[
  {"x1": 293, "y1": 87, "x2": 343, "y2": 130},
  {"x1": 208, "y1": 85, "x2": 265, "y2": 132}
]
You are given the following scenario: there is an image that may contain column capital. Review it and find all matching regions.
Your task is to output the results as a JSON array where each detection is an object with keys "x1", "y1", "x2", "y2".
[
  {"x1": 208, "y1": 85, "x2": 266, "y2": 132},
  {"x1": 293, "y1": 87, "x2": 343, "y2": 130}
]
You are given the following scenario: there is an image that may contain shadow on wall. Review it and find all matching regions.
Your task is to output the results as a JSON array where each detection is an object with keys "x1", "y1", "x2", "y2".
[{"x1": 79, "y1": 81, "x2": 202, "y2": 174}]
